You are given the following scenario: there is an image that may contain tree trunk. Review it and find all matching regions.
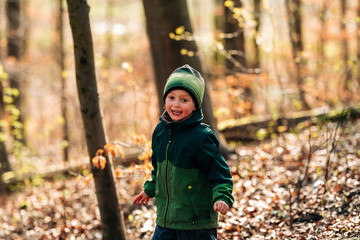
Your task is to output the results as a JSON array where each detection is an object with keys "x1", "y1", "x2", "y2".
[
  {"x1": 142, "y1": 0, "x2": 214, "y2": 127},
  {"x1": 318, "y1": 0, "x2": 328, "y2": 67},
  {"x1": 285, "y1": 0, "x2": 310, "y2": 110},
  {"x1": 224, "y1": 0, "x2": 247, "y2": 73},
  {"x1": 142, "y1": 0, "x2": 233, "y2": 156},
  {"x1": 252, "y1": 0, "x2": 261, "y2": 69},
  {"x1": 65, "y1": 1, "x2": 127, "y2": 239},
  {"x1": 104, "y1": 0, "x2": 114, "y2": 61},
  {"x1": 358, "y1": 0, "x2": 360, "y2": 86},
  {"x1": 340, "y1": 0, "x2": 351, "y2": 95},
  {"x1": 224, "y1": 0, "x2": 254, "y2": 114},
  {"x1": 6, "y1": 0, "x2": 27, "y2": 146},
  {"x1": 214, "y1": 0, "x2": 225, "y2": 64},
  {"x1": 0, "y1": 67, "x2": 10, "y2": 194},
  {"x1": 56, "y1": 0, "x2": 69, "y2": 162},
  {"x1": 0, "y1": 72, "x2": 11, "y2": 174}
]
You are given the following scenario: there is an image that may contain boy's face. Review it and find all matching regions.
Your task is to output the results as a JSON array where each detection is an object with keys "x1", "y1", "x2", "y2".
[{"x1": 165, "y1": 89, "x2": 196, "y2": 122}]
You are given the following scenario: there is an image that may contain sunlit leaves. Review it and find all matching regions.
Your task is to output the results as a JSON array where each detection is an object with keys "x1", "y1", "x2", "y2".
[
  {"x1": 2, "y1": 171, "x2": 16, "y2": 183},
  {"x1": 121, "y1": 61, "x2": 133, "y2": 73},
  {"x1": 180, "y1": 48, "x2": 194, "y2": 57},
  {"x1": 0, "y1": 65, "x2": 8, "y2": 82},
  {"x1": 0, "y1": 65, "x2": 25, "y2": 159},
  {"x1": 61, "y1": 70, "x2": 68, "y2": 79},
  {"x1": 0, "y1": 132, "x2": 6, "y2": 142},
  {"x1": 92, "y1": 149, "x2": 106, "y2": 170},
  {"x1": 256, "y1": 128, "x2": 268, "y2": 140},
  {"x1": 104, "y1": 143, "x2": 124, "y2": 158},
  {"x1": 175, "y1": 25, "x2": 185, "y2": 35},
  {"x1": 61, "y1": 140, "x2": 69, "y2": 149},
  {"x1": 131, "y1": 132, "x2": 147, "y2": 146},
  {"x1": 138, "y1": 142, "x2": 152, "y2": 164},
  {"x1": 277, "y1": 125, "x2": 288, "y2": 133},
  {"x1": 224, "y1": 0, "x2": 234, "y2": 8}
]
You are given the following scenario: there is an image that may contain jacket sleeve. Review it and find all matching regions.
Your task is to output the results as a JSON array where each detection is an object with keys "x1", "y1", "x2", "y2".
[
  {"x1": 196, "y1": 128, "x2": 234, "y2": 208},
  {"x1": 144, "y1": 168, "x2": 156, "y2": 198},
  {"x1": 143, "y1": 126, "x2": 159, "y2": 198}
]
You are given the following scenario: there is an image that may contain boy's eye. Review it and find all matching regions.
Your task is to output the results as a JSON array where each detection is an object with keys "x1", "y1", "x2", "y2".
[{"x1": 181, "y1": 98, "x2": 188, "y2": 102}]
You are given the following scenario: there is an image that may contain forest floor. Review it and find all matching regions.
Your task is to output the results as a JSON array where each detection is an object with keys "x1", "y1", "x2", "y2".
[{"x1": 0, "y1": 119, "x2": 359, "y2": 239}]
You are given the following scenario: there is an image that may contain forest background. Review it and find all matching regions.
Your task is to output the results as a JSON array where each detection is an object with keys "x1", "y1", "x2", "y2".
[{"x1": 0, "y1": 0, "x2": 360, "y2": 239}]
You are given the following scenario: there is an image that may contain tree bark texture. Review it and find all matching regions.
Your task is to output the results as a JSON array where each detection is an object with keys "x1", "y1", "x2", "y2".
[
  {"x1": 6, "y1": 0, "x2": 27, "y2": 145},
  {"x1": 224, "y1": 0, "x2": 246, "y2": 73},
  {"x1": 252, "y1": 0, "x2": 261, "y2": 69},
  {"x1": 56, "y1": 0, "x2": 69, "y2": 162},
  {"x1": 358, "y1": 0, "x2": 360, "y2": 86},
  {"x1": 65, "y1": 1, "x2": 127, "y2": 239},
  {"x1": 340, "y1": 0, "x2": 351, "y2": 93},
  {"x1": 285, "y1": 0, "x2": 310, "y2": 110},
  {"x1": 0, "y1": 75, "x2": 10, "y2": 173}
]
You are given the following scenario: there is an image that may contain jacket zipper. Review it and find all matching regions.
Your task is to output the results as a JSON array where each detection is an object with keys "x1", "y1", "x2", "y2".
[{"x1": 163, "y1": 136, "x2": 171, "y2": 227}]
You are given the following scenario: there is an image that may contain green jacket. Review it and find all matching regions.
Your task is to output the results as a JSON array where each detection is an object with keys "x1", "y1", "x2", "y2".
[{"x1": 144, "y1": 108, "x2": 234, "y2": 230}]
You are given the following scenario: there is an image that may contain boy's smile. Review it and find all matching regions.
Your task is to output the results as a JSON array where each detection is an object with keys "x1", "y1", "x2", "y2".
[{"x1": 165, "y1": 89, "x2": 196, "y2": 122}]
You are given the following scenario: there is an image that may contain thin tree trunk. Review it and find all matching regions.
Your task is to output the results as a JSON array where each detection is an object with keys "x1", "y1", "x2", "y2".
[
  {"x1": 318, "y1": 0, "x2": 328, "y2": 67},
  {"x1": 0, "y1": 74, "x2": 11, "y2": 173},
  {"x1": 0, "y1": 67, "x2": 10, "y2": 194},
  {"x1": 358, "y1": 0, "x2": 360, "y2": 86},
  {"x1": 285, "y1": 0, "x2": 310, "y2": 110},
  {"x1": 56, "y1": 0, "x2": 69, "y2": 162},
  {"x1": 253, "y1": 0, "x2": 261, "y2": 69},
  {"x1": 6, "y1": 0, "x2": 27, "y2": 146},
  {"x1": 65, "y1": 1, "x2": 127, "y2": 239},
  {"x1": 224, "y1": 0, "x2": 247, "y2": 73},
  {"x1": 340, "y1": 0, "x2": 351, "y2": 96},
  {"x1": 0, "y1": 1, "x2": 3, "y2": 60},
  {"x1": 104, "y1": 0, "x2": 114, "y2": 61},
  {"x1": 214, "y1": 0, "x2": 225, "y2": 64}
]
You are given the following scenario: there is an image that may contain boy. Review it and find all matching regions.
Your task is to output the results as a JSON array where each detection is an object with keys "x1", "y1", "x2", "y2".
[{"x1": 134, "y1": 64, "x2": 234, "y2": 240}]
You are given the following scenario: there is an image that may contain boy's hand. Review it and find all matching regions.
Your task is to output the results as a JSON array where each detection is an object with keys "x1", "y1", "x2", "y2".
[
  {"x1": 213, "y1": 200, "x2": 229, "y2": 215},
  {"x1": 133, "y1": 191, "x2": 150, "y2": 205}
]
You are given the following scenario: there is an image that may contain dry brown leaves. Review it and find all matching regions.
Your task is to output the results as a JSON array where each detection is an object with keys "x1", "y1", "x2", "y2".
[{"x1": 1, "y1": 121, "x2": 359, "y2": 239}]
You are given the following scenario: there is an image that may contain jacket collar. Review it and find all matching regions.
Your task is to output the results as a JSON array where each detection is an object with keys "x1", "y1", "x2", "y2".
[{"x1": 160, "y1": 108, "x2": 204, "y2": 130}]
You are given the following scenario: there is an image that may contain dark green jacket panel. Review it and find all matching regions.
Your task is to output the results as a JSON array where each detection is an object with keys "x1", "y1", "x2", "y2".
[
  {"x1": 154, "y1": 160, "x2": 218, "y2": 229},
  {"x1": 143, "y1": 109, "x2": 234, "y2": 230}
]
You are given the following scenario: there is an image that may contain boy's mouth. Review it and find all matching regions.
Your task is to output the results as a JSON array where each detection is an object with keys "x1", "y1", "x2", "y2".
[{"x1": 171, "y1": 110, "x2": 182, "y2": 116}]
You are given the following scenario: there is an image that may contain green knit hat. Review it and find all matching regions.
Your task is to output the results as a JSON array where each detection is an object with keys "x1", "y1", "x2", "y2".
[{"x1": 163, "y1": 64, "x2": 205, "y2": 109}]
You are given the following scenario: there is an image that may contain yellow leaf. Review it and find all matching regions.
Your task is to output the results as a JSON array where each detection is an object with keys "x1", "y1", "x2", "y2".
[
  {"x1": 175, "y1": 26, "x2": 185, "y2": 35},
  {"x1": 104, "y1": 143, "x2": 116, "y2": 157},
  {"x1": 61, "y1": 70, "x2": 68, "y2": 79},
  {"x1": 99, "y1": 156, "x2": 106, "y2": 170},
  {"x1": 116, "y1": 145, "x2": 124, "y2": 158},
  {"x1": 92, "y1": 156, "x2": 99, "y2": 169},
  {"x1": 169, "y1": 32, "x2": 175, "y2": 39},
  {"x1": 277, "y1": 125, "x2": 287, "y2": 133},
  {"x1": 187, "y1": 51, "x2": 194, "y2": 57},
  {"x1": 96, "y1": 149, "x2": 104, "y2": 156},
  {"x1": 224, "y1": 0, "x2": 234, "y2": 8},
  {"x1": 131, "y1": 132, "x2": 142, "y2": 146},
  {"x1": 180, "y1": 49, "x2": 188, "y2": 55}
]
